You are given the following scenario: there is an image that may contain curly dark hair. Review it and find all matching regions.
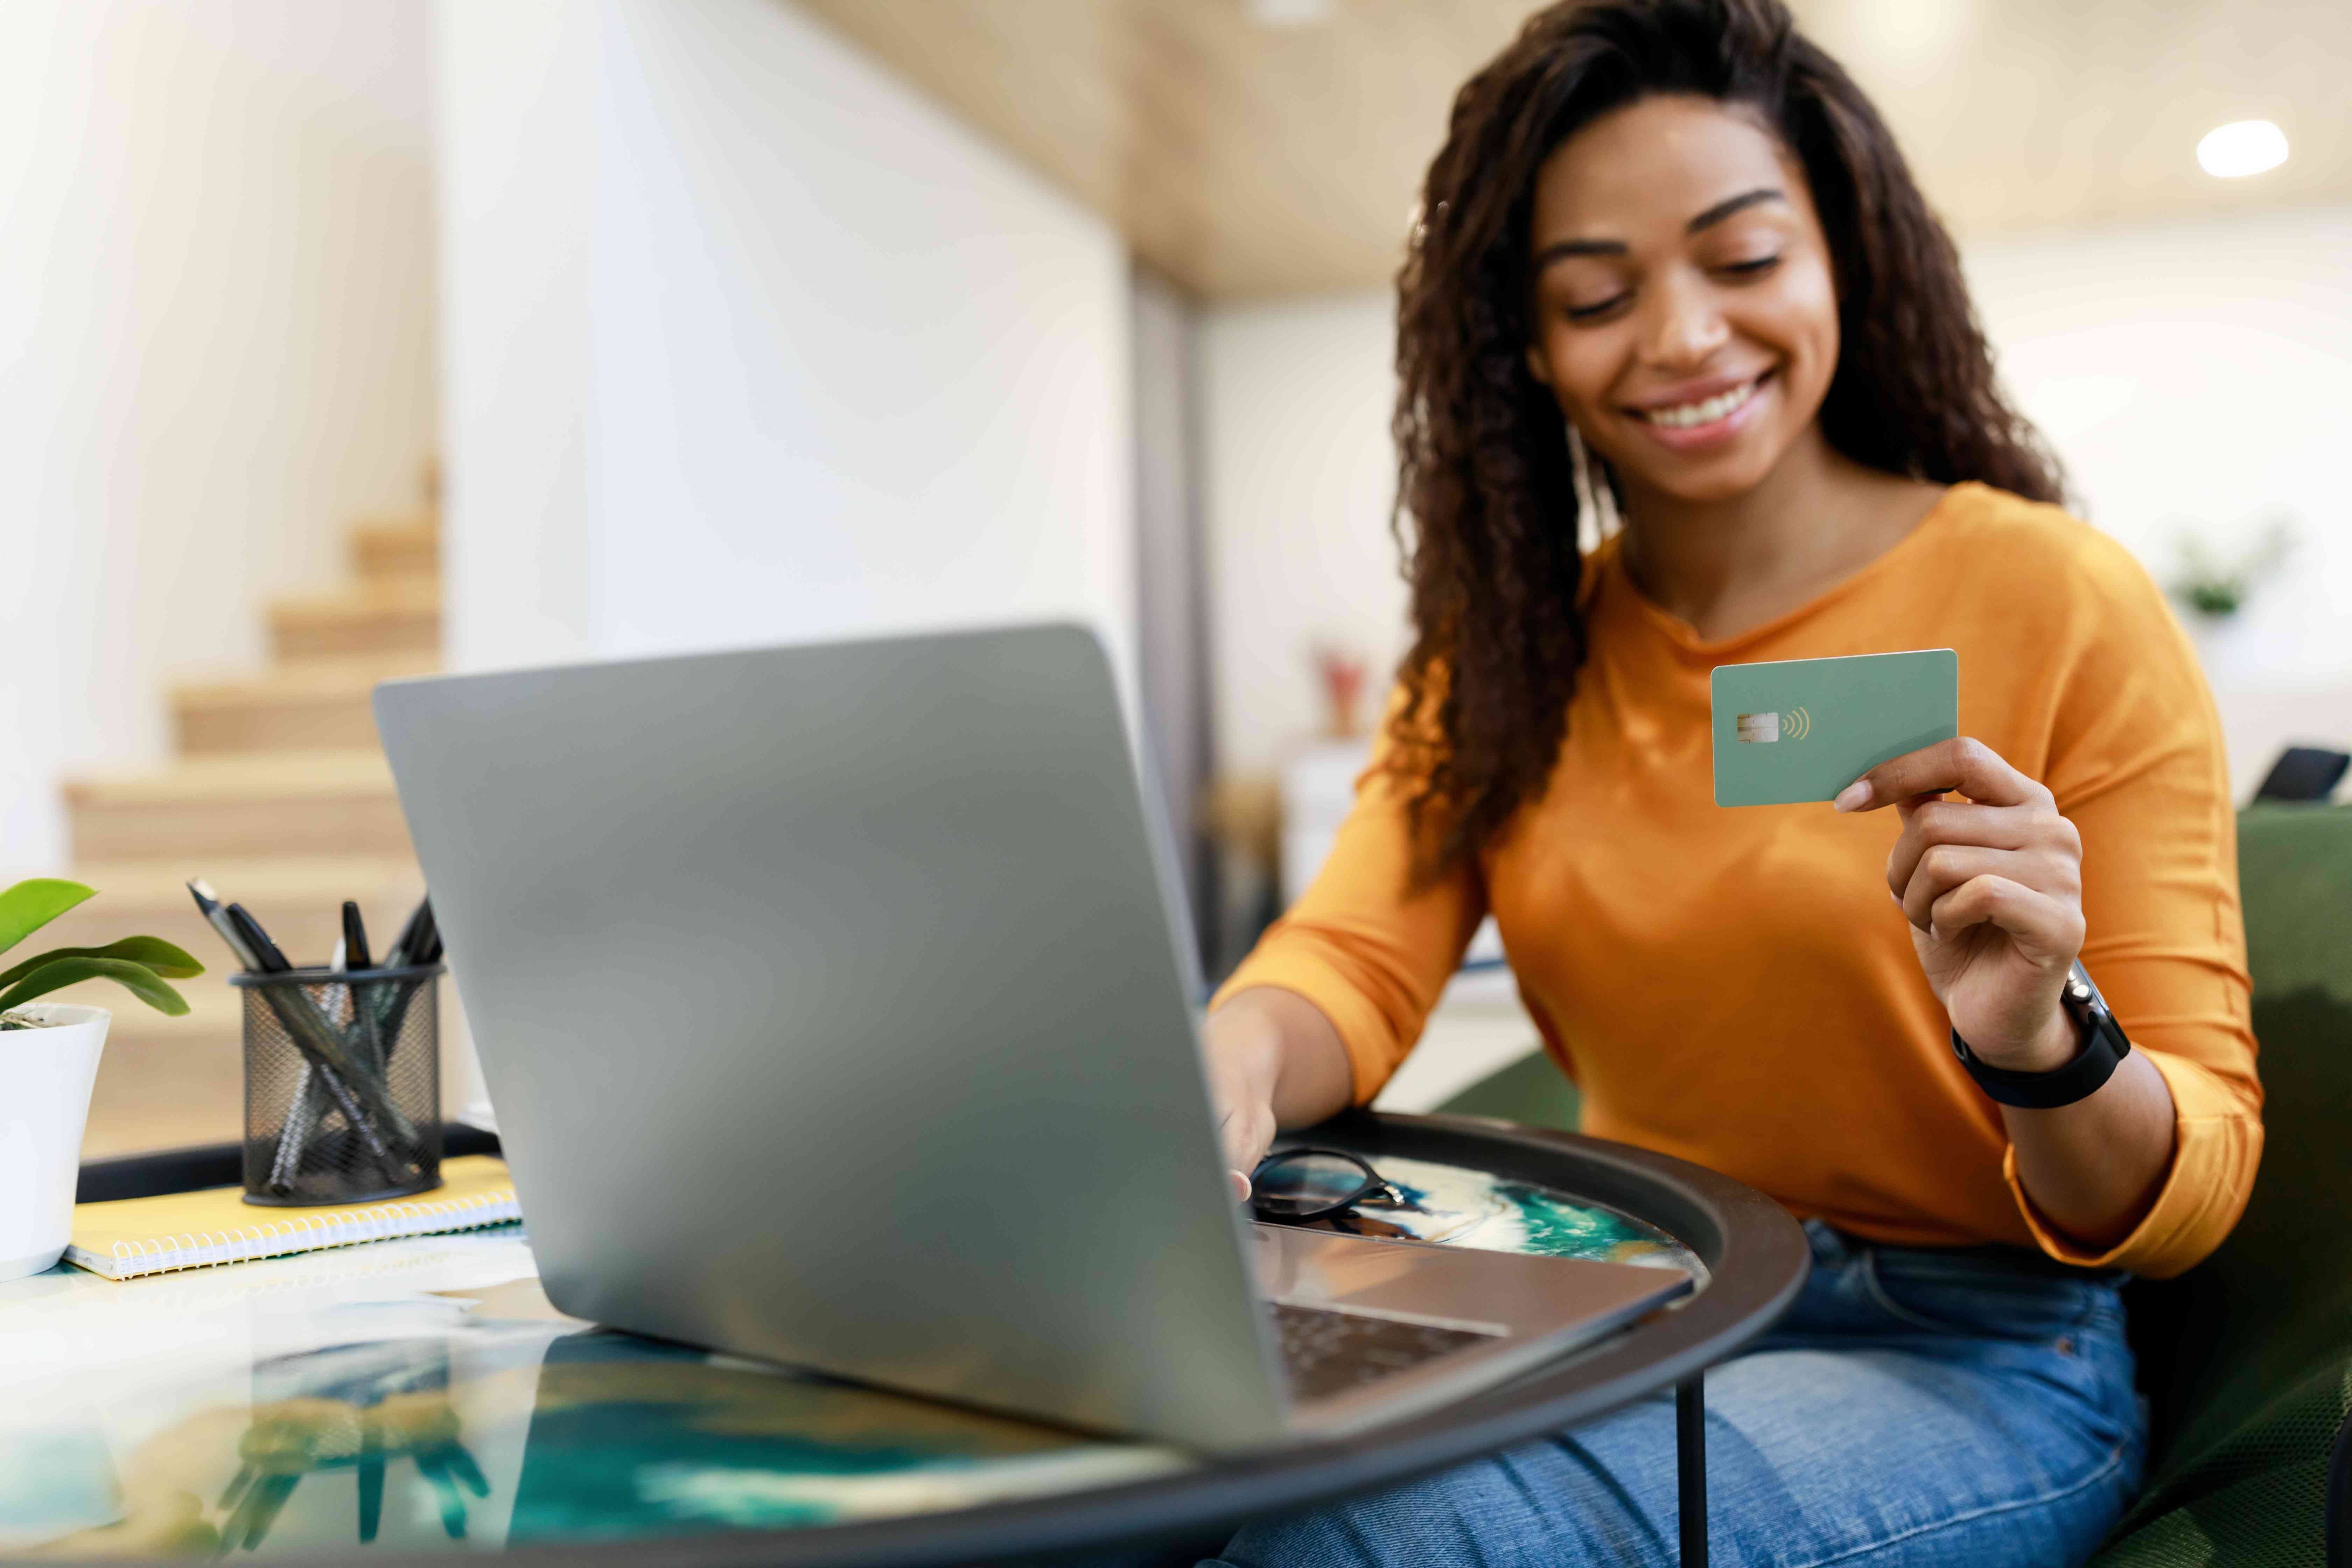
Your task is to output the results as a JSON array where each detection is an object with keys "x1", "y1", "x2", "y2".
[{"x1": 1388, "y1": 0, "x2": 2063, "y2": 883}]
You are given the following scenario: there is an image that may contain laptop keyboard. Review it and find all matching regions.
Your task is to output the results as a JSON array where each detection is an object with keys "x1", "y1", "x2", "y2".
[{"x1": 1270, "y1": 1301, "x2": 1502, "y2": 1402}]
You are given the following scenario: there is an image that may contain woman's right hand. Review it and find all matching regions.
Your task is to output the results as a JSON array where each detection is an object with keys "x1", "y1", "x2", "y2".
[{"x1": 1199, "y1": 987, "x2": 1356, "y2": 1203}]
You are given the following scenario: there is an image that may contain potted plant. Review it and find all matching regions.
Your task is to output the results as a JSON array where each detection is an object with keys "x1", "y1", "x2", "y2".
[{"x1": 0, "y1": 878, "x2": 201, "y2": 1280}]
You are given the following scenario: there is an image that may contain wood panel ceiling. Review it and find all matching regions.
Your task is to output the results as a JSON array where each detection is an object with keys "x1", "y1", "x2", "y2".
[{"x1": 799, "y1": 0, "x2": 2352, "y2": 301}]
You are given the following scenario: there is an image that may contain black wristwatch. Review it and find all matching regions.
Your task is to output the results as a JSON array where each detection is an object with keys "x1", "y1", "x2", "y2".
[{"x1": 1951, "y1": 961, "x2": 2132, "y2": 1109}]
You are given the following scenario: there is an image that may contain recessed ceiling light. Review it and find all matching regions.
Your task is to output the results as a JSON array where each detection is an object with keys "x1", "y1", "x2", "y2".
[
  {"x1": 2197, "y1": 120, "x2": 2289, "y2": 180},
  {"x1": 1246, "y1": 0, "x2": 1335, "y2": 29}
]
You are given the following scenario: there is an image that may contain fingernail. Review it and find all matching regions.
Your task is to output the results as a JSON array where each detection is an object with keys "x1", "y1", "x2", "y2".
[
  {"x1": 1888, "y1": 890, "x2": 1902, "y2": 907},
  {"x1": 1833, "y1": 780, "x2": 1872, "y2": 813}
]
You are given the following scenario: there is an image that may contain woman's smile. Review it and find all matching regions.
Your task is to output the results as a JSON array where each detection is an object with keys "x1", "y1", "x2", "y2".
[{"x1": 1622, "y1": 367, "x2": 1777, "y2": 449}]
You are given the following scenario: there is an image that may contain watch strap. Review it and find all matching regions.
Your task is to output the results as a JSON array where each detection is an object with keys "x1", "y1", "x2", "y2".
[{"x1": 1951, "y1": 988, "x2": 2132, "y2": 1110}]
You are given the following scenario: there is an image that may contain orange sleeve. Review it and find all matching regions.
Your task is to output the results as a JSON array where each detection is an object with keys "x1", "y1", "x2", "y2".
[
  {"x1": 2004, "y1": 536, "x2": 2262, "y2": 1278},
  {"x1": 1209, "y1": 695, "x2": 1486, "y2": 1104}
]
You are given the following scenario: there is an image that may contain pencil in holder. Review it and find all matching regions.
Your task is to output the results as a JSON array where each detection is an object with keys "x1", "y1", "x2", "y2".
[{"x1": 230, "y1": 964, "x2": 446, "y2": 1206}]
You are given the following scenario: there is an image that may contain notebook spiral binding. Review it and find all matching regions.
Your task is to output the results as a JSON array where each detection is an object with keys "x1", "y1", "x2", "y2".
[{"x1": 66, "y1": 1184, "x2": 520, "y2": 1280}]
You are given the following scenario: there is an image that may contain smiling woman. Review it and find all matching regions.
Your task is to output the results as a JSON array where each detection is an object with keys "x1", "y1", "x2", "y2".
[
  {"x1": 1386, "y1": 8, "x2": 2060, "y2": 875},
  {"x1": 1196, "y1": 0, "x2": 2260, "y2": 1565}
]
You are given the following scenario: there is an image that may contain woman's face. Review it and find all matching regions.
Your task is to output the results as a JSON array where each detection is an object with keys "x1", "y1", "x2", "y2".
[{"x1": 1524, "y1": 94, "x2": 1841, "y2": 506}]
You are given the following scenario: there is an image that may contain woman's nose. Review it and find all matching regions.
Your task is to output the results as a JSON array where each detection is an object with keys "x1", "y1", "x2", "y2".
[{"x1": 1639, "y1": 272, "x2": 1731, "y2": 370}]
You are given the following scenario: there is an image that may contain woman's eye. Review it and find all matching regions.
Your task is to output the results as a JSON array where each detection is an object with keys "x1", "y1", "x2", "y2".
[
  {"x1": 1563, "y1": 293, "x2": 1631, "y2": 321},
  {"x1": 1718, "y1": 254, "x2": 1782, "y2": 278}
]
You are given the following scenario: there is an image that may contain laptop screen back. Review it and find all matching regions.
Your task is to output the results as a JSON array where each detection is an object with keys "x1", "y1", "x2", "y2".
[{"x1": 374, "y1": 625, "x2": 1288, "y2": 1450}]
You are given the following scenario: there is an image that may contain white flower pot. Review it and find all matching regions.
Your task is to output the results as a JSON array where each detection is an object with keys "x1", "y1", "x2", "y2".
[{"x1": 0, "y1": 1003, "x2": 109, "y2": 1281}]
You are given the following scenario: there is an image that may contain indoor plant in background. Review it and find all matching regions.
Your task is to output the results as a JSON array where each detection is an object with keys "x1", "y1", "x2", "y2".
[
  {"x1": 0, "y1": 878, "x2": 200, "y2": 1280},
  {"x1": 2170, "y1": 515, "x2": 2296, "y2": 620}
]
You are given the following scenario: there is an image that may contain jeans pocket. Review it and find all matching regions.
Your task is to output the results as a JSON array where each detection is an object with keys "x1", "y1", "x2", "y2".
[{"x1": 1861, "y1": 1247, "x2": 2111, "y2": 1343}]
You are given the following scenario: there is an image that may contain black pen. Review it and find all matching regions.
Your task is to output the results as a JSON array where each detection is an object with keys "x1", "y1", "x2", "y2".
[
  {"x1": 410, "y1": 901, "x2": 440, "y2": 965},
  {"x1": 374, "y1": 895, "x2": 440, "y2": 1068},
  {"x1": 226, "y1": 904, "x2": 292, "y2": 973},
  {"x1": 188, "y1": 879, "x2": 261, "y2": 971},
  {"x1": 196, "y1": 877, "x2": 313, "y2": 1190},
  {"x1": 342, "y1": 902, "x2": 372, "y2": 971},
  {"x1": 387, "y1": 896, "x2": 433, "y2": 967}
]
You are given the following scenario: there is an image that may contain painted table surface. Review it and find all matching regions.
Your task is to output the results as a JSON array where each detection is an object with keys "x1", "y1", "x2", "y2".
[{"x1": 0, "y1": 1158, "x2": 1699, "y2": 1559}]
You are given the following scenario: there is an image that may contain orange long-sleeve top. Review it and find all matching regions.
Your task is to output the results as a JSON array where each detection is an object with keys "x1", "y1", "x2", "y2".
[{"x1": 1218, "y1": 483, "x2": 2262, "y2": 1279}]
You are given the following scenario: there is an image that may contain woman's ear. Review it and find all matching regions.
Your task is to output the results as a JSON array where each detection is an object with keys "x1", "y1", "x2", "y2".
[{"x1": 1525, "y1": 343, "x2": 1552, "y2": 386}]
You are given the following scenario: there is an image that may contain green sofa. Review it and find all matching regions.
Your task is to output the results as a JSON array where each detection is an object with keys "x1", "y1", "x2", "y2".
[{"x1": 1433, "y1": 804, "x2": 2352, "y2": 1565}]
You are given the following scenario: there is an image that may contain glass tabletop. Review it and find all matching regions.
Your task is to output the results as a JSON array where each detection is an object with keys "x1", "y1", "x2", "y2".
[{"x1": 1, "y1": 1158, "x2": 1696, "y2": 1559}]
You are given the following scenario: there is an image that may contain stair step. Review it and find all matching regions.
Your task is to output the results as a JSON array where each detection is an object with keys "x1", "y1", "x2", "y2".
[
  {"x1": 82, "y1": 1026, "x2": 245, "y2": 1160},
  {"x1": 174, "y1": 662, "x2": 437, "y2": 755},
  {"x1": 65, "y1": 753, "x2": 413, "y2": 862},
  {"x1": 350, "y1": 516, "x2": 440, "y2": 587},
  {"x1": 55, "y1": 855, "x2": 427, "y2": 937},
  {"x1": 270, "y1": 584, "x2": 440, "y2": 662},
  {"x1": 268, "y1": 650, "x2": 441, "y2": 683}
]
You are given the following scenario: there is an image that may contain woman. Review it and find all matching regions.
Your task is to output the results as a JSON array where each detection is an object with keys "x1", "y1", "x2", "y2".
[{"x1": 1199, "y1": 1, "x2": 2261, "y2": 1563}]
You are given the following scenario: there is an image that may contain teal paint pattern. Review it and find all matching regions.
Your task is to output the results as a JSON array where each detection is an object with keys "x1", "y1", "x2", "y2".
[
  {"x1": 1315, "y1": 1155, "x2": 1706, "y2": 1284},
  {"x1": 23, "y1": 1162, "x2": 1703, "y2": 1555}
]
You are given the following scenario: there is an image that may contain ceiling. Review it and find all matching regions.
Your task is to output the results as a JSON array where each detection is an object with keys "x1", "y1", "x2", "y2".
[{"x1": 799, "y1": 0, "x2": 2352, "y2": 301}]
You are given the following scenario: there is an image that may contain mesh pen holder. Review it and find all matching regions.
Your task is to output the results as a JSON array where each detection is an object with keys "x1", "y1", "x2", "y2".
[{"x1": 231, "y1": 964, "x2": 445, "y2": 1206}]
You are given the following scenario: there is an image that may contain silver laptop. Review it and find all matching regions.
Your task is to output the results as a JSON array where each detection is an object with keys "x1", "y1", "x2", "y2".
[{"x1": 373, "y1": 624, "x2": 1687, "y2": 1452}]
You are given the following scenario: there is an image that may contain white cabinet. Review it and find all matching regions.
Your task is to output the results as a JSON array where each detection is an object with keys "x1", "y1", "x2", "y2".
[{"x1": 1276, "y1": 740, "x2": 1535, "y2": 1112}]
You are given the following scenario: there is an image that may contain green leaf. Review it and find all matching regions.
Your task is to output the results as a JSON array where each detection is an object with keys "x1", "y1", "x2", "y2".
[
  {"x1": 0, "y1": 936, "x2": 203, "y2": 989},
  {"x1": 0, "y1": 880, "x2": 96, "y2": 958},
  {"x1": 0, "y1": 956, "x2": 190, "y2": 1017}
]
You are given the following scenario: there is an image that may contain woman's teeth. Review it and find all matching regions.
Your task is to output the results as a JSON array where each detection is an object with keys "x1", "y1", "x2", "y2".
[{"x1": 1641, "y1": 378, "x2": 1760, "y2": 429}]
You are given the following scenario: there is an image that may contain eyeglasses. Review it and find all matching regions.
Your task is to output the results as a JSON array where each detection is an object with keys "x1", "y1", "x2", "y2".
[{"x1": 1248, "y1": 1146, "x2": 1406, "y2": 1224}]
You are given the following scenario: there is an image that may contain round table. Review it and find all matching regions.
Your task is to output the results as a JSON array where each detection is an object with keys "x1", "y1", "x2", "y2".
[{"x1": 63, "y1": 1114, "x2": 1808, "y2": 1568}]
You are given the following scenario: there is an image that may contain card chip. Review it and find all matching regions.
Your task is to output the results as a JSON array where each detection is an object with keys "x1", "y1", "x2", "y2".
[{"x1": 1736, "y1": 712, "x2": 1779, "y2": 744}]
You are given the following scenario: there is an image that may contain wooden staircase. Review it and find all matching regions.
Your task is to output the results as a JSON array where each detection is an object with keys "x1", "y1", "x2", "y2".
[{"x1": 47, "y1": 498, "x2": 441, "y2": 1157}]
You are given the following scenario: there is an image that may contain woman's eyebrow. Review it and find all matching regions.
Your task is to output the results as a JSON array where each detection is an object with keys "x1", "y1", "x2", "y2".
[
  {"x1": 1532, "y1": 187, "x2": 1789, "y2": 273},
  {"x1": 1532, "y1": 236, "x2": 1629, "y2": 271},
  {"x1": 1687, "y1": 187, "x2": 1786, "y2": 233}
]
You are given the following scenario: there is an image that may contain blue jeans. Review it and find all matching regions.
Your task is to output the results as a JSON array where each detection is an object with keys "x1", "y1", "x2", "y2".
[{"x1": 1206, "y1": 1222, "x2": 2145, "y2": 1568}]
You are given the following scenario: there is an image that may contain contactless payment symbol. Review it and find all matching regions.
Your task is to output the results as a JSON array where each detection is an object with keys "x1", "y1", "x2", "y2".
[
  {"x1": 1735, "y1": 707, "x2": 1811, "y2": 744},
  {"x1": 1713, "y1": 650, "x2": 1956, "y2": 806}
]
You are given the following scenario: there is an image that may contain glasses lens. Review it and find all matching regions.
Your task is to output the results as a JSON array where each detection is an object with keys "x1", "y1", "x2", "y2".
[{"x1": 1252, "y1": 1150, "x2": 1376, "y2": 1217}]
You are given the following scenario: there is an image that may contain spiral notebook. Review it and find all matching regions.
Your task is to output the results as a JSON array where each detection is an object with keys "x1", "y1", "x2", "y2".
[{"x1": 66, "y1": 1154, "x2": 520, "y2": 1280}]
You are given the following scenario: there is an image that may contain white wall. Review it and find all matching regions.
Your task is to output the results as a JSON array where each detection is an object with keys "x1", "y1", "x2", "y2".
[
  {"x1": 1200, "y1": 211, "x2": 2352, "y2": 798},
  {"x1": 1966, "y1": 209, "x2": 2352, "y2": 701},
  {"x1": 1199, "y1": 292, "x2": 1403, "y2": 776},
  {"x1": 434, "y1": 0, "x2": 1135, "y2": 678},
  {"x1": 0, "y1": 0, "x2": 439, "y2": 875},
  {"x1": 429, "y1": 0, "x2": 1137, "y2": 1129},
  {"x1": 430, "y1": 0, "x2": 600, "y2": 672}
]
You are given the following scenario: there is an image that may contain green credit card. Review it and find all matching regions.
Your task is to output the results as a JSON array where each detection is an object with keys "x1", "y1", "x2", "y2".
[{"x1": 1711, "y1": 649, "x2": 1957, "y2": 806}]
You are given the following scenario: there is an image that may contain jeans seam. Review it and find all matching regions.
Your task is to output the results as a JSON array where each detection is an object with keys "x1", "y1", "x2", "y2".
[
  {"x1": 1856, "y1": 1251, "x2": 2095, "y2": 1341},
  {"x1": 1855, "y1": 1250, "x2": 1977, "y2": 1337},
  {"x1": 1779, "y1": 1437, "x2": 2135, "y2": 1568}
]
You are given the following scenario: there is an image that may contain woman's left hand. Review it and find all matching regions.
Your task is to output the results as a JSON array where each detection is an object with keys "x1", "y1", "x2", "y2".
[{"x1": 1835, "y1": 737, "x2": 2083, "y2": 1072}]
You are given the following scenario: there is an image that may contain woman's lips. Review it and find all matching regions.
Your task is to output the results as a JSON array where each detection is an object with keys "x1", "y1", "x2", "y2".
[{"x1": 1624, "y1": 370, "x2": 1773, "y2": 451}]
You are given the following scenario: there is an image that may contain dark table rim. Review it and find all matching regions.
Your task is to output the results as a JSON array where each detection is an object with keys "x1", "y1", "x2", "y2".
[{"x1": 48, "y1": 1112, "x2": 1808, "y2": 1568}]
